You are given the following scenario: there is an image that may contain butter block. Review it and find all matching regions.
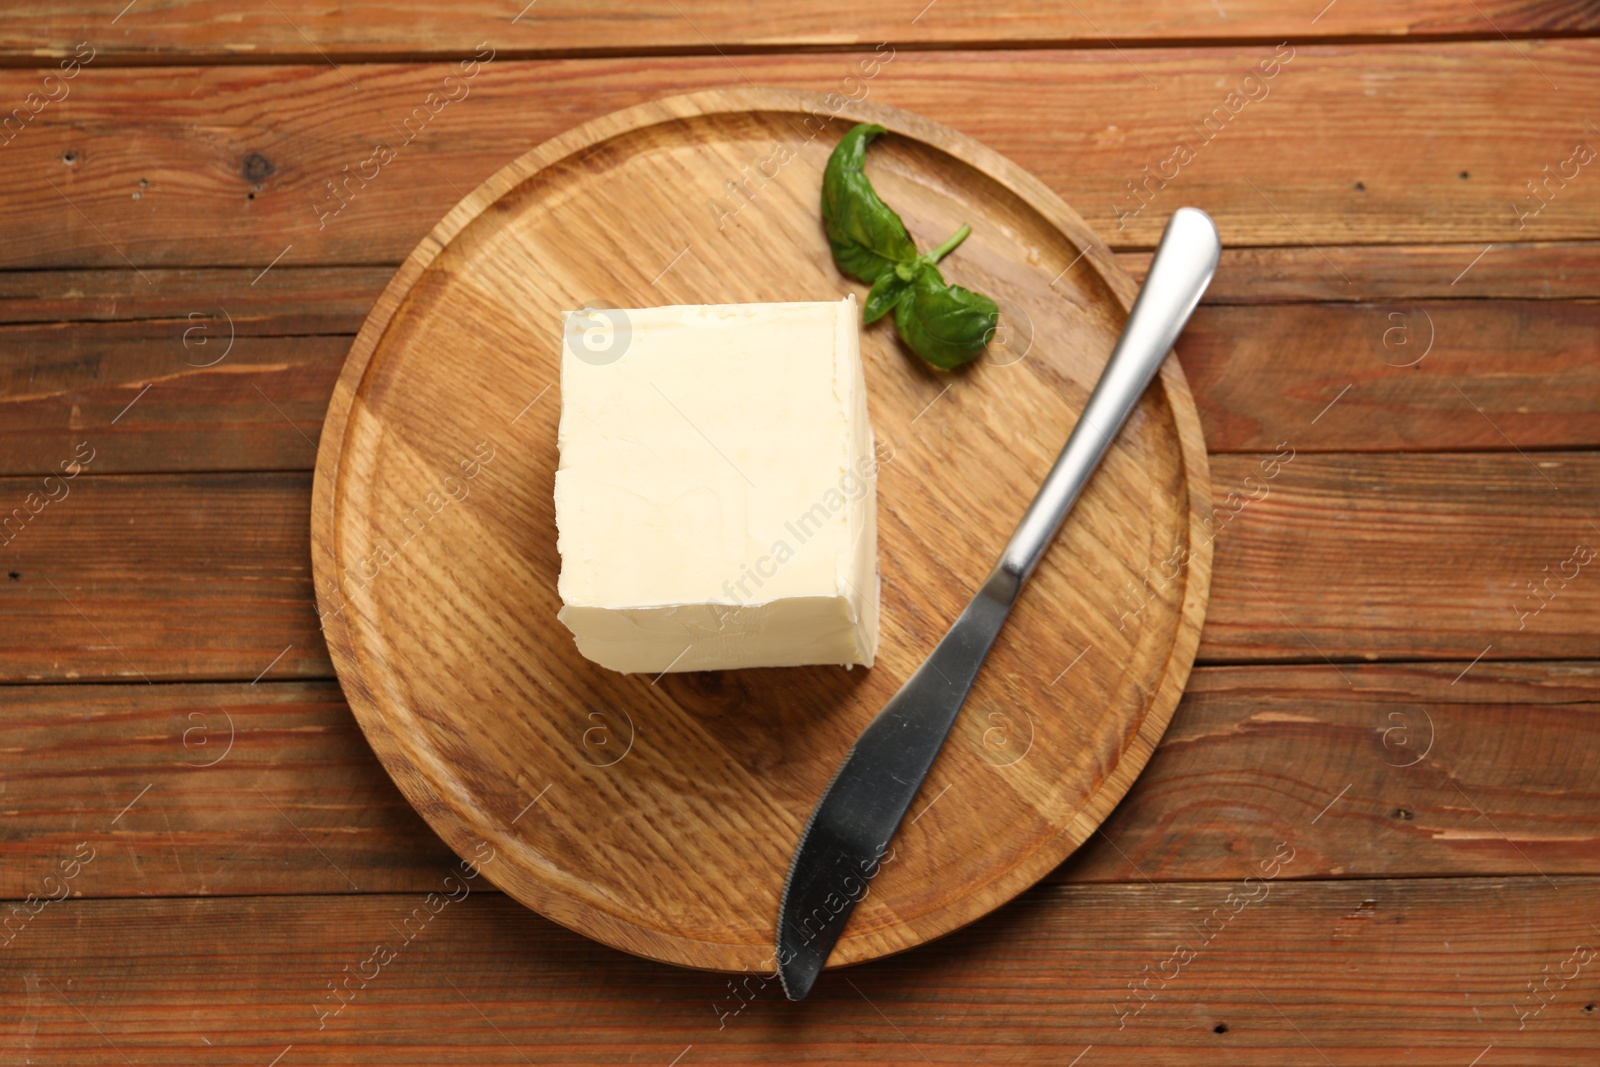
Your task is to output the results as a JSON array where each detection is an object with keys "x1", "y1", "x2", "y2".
[{"x1": 554, "y1": 297, "x2": 879, "y2": 674}]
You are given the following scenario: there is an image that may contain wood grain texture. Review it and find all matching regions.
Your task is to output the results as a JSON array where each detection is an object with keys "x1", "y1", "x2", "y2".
[
  {"x1": 1200, "y1": 452, "x2": 1600, "y2": 663},
  {"x1": 3, "y1": 880, "x2": 1597, "y2": 1064},
  {"x1": 4, "y1": 242, "x2": 1594, "y2": 329},
  {"x1": 3, "y1": 450, "x2": 1594, "y2": 681},
  {"x1": 1186, "y1": 300, "x2": 1600, "y2": 451},
  {"x1": 0, "y1": 471, "x2": 333, "y2": 682},
  {"x1": 0, "y1": 267, "x2": 392, "y2": 327},
  {"x1": 310, "y1": 89, "x2": 1211, "y2": 972},
  {"x1": 2, "y1": 664, "x2": 1596, "y2": 899},
  {"x1": 0, "y1": 0, "x2": 1594, "y2": 1055},
  {"x1": 1062, "y1": 660, "x2": 1600, "y2": 884},
  {"x1": 1127, "y1": 241, "x2": 1600, "y2": 303},
  {"x1": 0, "y1": 321, "x2": 341, "y2": 473},
  {"x1": 5, "y1": 296, "x2": 1597, "y2": 474},
  {"x1": 4, "y1": 0, "x2": 1595, "y2": 62},
  {"x1": 5, "y1": 41, "x2": 1600, "y2": 269},
  {"x1": 0, "y1": 681, "x2": 455, "y2": 897}
]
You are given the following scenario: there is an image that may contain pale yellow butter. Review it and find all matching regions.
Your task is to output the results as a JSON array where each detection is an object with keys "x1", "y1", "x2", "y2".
[{"x1": 554, "y1": 297, "x2": 879, "y2": 673}]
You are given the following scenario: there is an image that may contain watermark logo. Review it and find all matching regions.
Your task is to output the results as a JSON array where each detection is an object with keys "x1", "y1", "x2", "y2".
[
  {"x1": 578, "y1": 706, "x2": 635, "y2": 768},
  {"x1": 983, "y1": 301, "x2": 1035, "y2": 368},
  {"x1": 565, "y1": 303, "x2": 632, "y2": 367},
  {"x1": 1113, "y1": 42, "x2": 1295, "y2": 229},
  {"x1": 1513, "y1": 136, "x2": 1596, "y2": 231},
  {"x1": 1, "y1": 842, "x2": 95, "y2": 949},
  {"x1": 1378, "y1": 308, "x2": 1434, "y2": 368},
  {"x1": 1379, "y1": 707, "x2": 1435, "y2": 768},
  {"x1": 181, "y1": 308, "x2": 235, "y2": 368},
  {"x1": 1515, "y1": 943, "x2": 1596, "y2": 1029},
  {"x1": 181, "y1": 708, "x2": 236, "y2": 768},
  {"x1": 0, "y1": 440, "x2": 95, "y2": 548},
  {"x1": 1113, "y1": 840, "x2": 1295, "y2": 1028},
  {"x1": 720, "y1": 440, "x2": 894, "y2": 607},
  {"x1": 969, "y1": 705, "x2": 1034, "y2": 768},
  {"x1": 1510, "y1": 542, "x2": 1595, "y2": 630},
  {"x1": 310, "y1": 43, "x2": 495, "y2": 230},
  {"x1": 1, "y1": 41, "x2": 94, "y2": 150},
  {"x1": 313, "y1": 841, "x2": 496, "y2": 1030}
]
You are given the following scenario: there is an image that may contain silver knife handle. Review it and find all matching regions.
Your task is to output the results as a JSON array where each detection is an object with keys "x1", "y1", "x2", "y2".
[{"x1": 996, "y1": 207, "x2": 1221, "y2": 587}]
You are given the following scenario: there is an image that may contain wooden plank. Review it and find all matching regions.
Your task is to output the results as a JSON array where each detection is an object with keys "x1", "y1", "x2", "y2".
[
  {"x1": 0, "y1": 471, "x2": 332, "y2": 682},
  {"x1": 2, "y1": 880, "x2": 1595, "y2": 1063},
  {"x1": 1, "y1": 665, "x2": 1595, "y2": 899},
  {"x1": 1126, "y1": 241, "x2": 1600, "y2": 303},
  {"x1": 4, "y1": 42, "x2": 1599, "y2": 268},
  {"x1": 0, "y1": 321, "x2": 343, "y2": 473},
  {"x1": 1058, "y1": 661, "x2": 1600, "y2": 884},
  {"x1": 6, "y1": 242, "x2": 1594, "y2": 475},
  {"x1": 1201, "y1": 453, "x2": 1600, "y2": 662},
  {"x1": 0, "y1": 266, "x2": 392, "y2": 328},
  {"x1": 6, "y1": 1, "x2": 1597, "y2": 63},
  {"x1": 5, "y1": 279, "x2": 1598, "y2": 474},
  {"x1": 4, "y1": 243, "x2": 1596, "y2": 329},
  {"x1": 1186, "y1": 300, "x2": 1600, "y2": 452},
  {"x1": 0, "y1": 681, "x2": 455, "y2": 898},
  {"x1": 2, "y1": 454, "x2": 1595, "y2": 680}
]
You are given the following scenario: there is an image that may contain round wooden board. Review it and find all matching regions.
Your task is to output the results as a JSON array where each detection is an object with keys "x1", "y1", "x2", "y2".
[{"x1": 311, "y1": 88, "x2": 1212, "y2": 973}]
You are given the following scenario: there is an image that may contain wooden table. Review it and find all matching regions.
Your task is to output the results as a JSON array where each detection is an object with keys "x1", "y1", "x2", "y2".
[{"x1": 3, "y1": 4, "x2": 1598, "y2": 1064}]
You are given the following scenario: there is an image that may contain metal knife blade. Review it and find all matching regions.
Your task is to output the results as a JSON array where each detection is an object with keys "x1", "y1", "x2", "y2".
[{"x1": 776, "y1": 207, "x2": 1221, "y2": 1001}]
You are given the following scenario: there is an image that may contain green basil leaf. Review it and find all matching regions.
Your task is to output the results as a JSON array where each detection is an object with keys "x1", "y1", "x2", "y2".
[
  {"x1": 863, "y1": 270, "x2": 911, "y2": 324},
  {"x1": 892, "y1": 264, "x2": 999, "y2": 370},
  {"x1": 823, "y1": 124, "x2": 1000, "y2": 371},
  {"x1": 822, "y1": 124, "x2": 917, "y2": 285}
]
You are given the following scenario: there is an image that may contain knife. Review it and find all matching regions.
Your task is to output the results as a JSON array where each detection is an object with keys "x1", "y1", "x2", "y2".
[{"x1": 775, "y1": 207, "x2": 1222, "y2": 1000}]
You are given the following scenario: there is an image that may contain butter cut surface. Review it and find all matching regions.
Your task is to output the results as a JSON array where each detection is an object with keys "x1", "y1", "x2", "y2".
[{"x1": 554, "y1": 297, "x2": 879, "y2": 674}]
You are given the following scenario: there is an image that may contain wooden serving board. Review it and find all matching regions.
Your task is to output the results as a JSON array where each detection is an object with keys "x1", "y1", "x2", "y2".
[{"x1": 311, "y1": 88, "x2": 1211, "y2": 973}]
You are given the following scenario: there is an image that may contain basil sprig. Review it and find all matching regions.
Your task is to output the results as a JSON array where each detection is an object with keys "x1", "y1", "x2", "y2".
[{"x1": 823, "y1": 123, "x2": 998, "y2": 370}]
